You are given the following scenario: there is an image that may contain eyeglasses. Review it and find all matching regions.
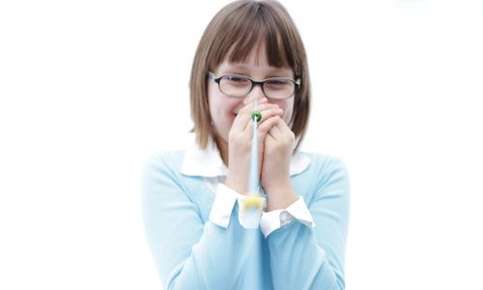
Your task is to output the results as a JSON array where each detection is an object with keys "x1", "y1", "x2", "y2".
[{"x1": 207, "y1": 71, "x2": 301, "y2": 100}]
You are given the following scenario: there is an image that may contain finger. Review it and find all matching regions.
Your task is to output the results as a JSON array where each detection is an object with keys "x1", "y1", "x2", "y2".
[
  {"x1": 266, "y1": 129, "x2": 276, "y2": 143},
  {"x1": 277, "y1": 118, "x2": 295, "y2": 139},
  {"x1": 237, "y1": 104, "x2": 282, "y2": 132},
  {"x1": 269, "y1": 118, "x2": 295, "y2": 145},
  {"x1": 266, "y1": 121, "x2": 283, "y2": 141},
  {"x1": 257, "y1": 115, "x2": 281, "y2": 138},
  {"x1": 239, "y1": 102, "x2": 280, "y2": 117},
  {"x1": 231, "y1": 103, "x2": 271, "y2": 132},
  {"x1": 269, "y1": 118, "x2": 284, "y2": 137},
  {"x1": 243, "y1": 109, "x2": 284, "y2": 136},
  {"x1": 277, "y1": 117, "x2": 291, "y2": 130},
  {"x1": 246, "y1": 107, "x2": 284, "y2": 132}
]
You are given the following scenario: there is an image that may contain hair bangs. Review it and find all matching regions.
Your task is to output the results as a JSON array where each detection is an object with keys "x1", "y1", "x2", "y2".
[{"x1": 208, "y1": 3, "x2": 293, "y2": 72}]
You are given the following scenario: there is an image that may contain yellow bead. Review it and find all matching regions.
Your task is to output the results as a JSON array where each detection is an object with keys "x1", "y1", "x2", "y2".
[{"x1": 242, "y1": 196, "x2": 264, "y2": 209}]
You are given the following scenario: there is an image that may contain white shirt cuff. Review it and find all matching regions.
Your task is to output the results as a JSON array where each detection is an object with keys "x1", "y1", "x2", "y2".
[
  {"x1": 259, "y1": 197, "x2": 315, "y2": 238},
  {"x1": 209, "y1": 183, "x2": 266, "y2": 229},
  {"x1": 208, "y1": 183, "x2": 239, "y2": 228}
]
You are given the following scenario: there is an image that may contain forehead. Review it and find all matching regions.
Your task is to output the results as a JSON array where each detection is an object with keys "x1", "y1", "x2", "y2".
[{"x1": 217, "y1": 41, "x2": 293, "y2": 76}]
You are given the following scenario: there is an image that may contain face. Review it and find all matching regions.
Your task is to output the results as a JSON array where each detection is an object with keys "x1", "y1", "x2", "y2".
[{"x1": 207, "y1": 41, "x2": 295, "y2": 144}]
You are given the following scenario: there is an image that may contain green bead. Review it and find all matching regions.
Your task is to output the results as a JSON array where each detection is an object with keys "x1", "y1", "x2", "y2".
[{"x1": 251, "y1": 111, "x2": 262, "y2": 123}]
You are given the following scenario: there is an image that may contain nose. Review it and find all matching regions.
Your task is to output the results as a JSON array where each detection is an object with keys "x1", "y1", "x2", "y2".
[{"x1": 244, "y1": 84, "x2": 268, "y2": 105}]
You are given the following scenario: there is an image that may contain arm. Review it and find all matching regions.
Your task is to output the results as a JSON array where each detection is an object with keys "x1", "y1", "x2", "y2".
[
  {"x1": 142, "y1": 154, "x2": 258, "y2": 290},
  {"x1": 265, "y1": 157, "x2": 351, "y2": 290}
]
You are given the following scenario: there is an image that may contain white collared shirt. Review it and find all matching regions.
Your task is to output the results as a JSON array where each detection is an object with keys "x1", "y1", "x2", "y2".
[{"x1": 180, "y1": 135, "x2": 315, "y2": 237}]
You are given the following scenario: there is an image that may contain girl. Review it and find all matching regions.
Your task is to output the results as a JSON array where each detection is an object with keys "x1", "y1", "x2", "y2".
[{"x1": 143, "y1": 1, "x2": 350, "y2": 289}]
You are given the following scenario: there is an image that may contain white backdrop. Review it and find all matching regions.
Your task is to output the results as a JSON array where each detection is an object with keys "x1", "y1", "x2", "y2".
[{"x1": 1, "y1": 0, "x2": 482, "y2": 289}]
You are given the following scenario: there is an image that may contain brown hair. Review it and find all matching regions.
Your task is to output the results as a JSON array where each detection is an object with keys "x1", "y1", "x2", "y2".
[{"x1": 189, "y1": 0, "x2": 311, "y2": 153}]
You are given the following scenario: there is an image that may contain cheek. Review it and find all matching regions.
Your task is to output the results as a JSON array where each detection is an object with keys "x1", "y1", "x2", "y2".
[
  {"x1": 208, "y1": 87, "x2": 240, "y2": 126},
  {"x1": 284, "y1": 106, "x2": 293, "y2": 121}
]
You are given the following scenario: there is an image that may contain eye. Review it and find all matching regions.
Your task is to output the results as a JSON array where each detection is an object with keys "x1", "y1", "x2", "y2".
[
  {"x1": 225, "y1": 75, "x2": 246, "y2": 82},
  {"x1": 266, "y1": 79, "x2": 287, "y2": 85},
  {"x1": 265, "y1": 79, "x2": 292, "y2": 89},
  {"x1": 222, "y1": 75, "x2": 251, "y2": 87}
]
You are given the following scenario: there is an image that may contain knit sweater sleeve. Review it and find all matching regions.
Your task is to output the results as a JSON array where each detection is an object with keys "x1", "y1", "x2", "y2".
[
  {"x1": 266, "y1": 156, "x2": 351, "y2": 290},
  {"x1": 141, "y1": 153, "x2": 258, "y2": 290}
]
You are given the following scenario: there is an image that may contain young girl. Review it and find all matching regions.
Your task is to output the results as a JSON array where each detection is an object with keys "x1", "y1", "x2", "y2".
[{"x1": 142, "y1": 1, "x2": 350, "y2": 289}]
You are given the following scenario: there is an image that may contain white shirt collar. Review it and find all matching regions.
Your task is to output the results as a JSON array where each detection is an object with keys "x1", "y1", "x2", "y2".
[{"x1": 180, "y1": 135, "x2": 311, "y2": 178}]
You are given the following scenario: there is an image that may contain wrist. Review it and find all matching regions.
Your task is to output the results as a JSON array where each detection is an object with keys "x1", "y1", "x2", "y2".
[
  {"x1": 224, "y1": 177, "x2": 247, "y2": 195},
  {"x1": 263, "y1": 178, "x2": 292, "y2": 195},
  {"x1": 266, "y1": 193, "x2": 298, "y2": 211},
  {"x1": 264, "y1": 181, "x2": 298, "y2": 211}
]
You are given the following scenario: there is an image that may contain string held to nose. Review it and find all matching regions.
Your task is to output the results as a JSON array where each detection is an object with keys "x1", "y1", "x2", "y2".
[{"x1": 240, "y1": 98, "x2": 266, "y2": 216}]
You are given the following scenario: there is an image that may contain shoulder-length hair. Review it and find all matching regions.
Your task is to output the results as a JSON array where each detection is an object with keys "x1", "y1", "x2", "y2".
[{"x1": 189, "y1": 0, "x2": 311, "y2": 153}]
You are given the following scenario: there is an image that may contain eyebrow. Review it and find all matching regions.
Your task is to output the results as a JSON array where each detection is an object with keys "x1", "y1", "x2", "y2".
[
  {"x1": 228, "y1": 63, "x2": 289, "y2": 72},
  {"x1": 221, "y1": 64, "x2": 292, "y2": 77}
]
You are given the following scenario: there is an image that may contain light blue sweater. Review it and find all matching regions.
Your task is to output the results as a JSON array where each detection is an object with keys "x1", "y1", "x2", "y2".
[{"x1": 142, "y1": 150, "x2": 350, "y2": 290}]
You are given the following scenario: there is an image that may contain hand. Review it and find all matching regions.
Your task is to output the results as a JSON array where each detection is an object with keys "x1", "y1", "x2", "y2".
[
  {"x1": 259, "y1": 116, "x2": 298, "y2": 210},
  {"x1": 224, "y1": 97, "x2": 284, "y2": 194}
]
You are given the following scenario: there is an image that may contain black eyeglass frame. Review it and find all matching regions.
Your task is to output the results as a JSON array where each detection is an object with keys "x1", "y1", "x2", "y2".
[{"x1": 207, "y1": 71, "x2": 301, "y2": 99}]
